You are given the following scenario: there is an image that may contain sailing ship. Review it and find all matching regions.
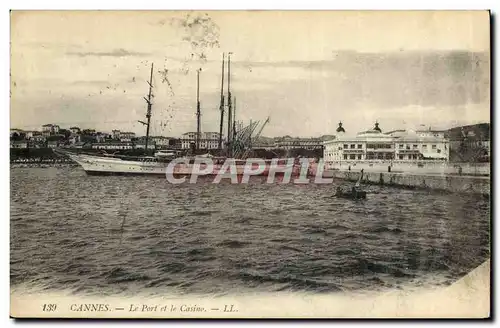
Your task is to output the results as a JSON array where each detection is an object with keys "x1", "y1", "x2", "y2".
[{"x1": 61, "y1": 55, "x2": 317, "y2": 178}]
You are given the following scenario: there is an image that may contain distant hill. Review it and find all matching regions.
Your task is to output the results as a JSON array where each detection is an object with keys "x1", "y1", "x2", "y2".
[
  {"x1": 447, "y1": 123, "x2": 490, "y2": 162},
  {"x1": 447, "y1": 123, "x2": 490, "y2": 141}
]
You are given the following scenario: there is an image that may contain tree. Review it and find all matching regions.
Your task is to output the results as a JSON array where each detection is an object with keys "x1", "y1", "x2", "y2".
[
  {"x1": 59, "y1": 129, "x2": 71, "y2": 140},
  {"x1": 10, "y1": 132, "x2": 21, "y2": 141}
]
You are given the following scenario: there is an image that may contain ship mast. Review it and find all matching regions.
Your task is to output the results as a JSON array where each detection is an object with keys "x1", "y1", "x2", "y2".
[
  {"x1": 196, "y1": 68, "x2": 202, "y2": 152},
  {"x1": 218, "y1": 53, "x2": 225, "y2": 151},
  {"x1": 233, "y1": 97, "x2": 236, "y2": 141},
  {"x1": 138, "y1": 63, "x2": 154, "y2": 151},
  {"x1": 227, "y1": 52, "x2": 233, "y2": 156}
]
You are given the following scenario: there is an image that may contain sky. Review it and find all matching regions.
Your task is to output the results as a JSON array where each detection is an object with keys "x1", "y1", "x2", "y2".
[{"x1": 10, "y1": 10, "x2": 490, "y2": 137}]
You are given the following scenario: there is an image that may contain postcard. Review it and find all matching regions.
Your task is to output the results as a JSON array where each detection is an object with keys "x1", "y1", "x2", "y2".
[{"x1": 10, "y1": 10, "x2": 490, "y2": 318}]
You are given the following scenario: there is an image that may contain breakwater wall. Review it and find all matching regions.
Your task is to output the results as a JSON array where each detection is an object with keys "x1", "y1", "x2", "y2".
[
  {"x1": 328, "y1": 170, "x2": 490, "y2": 196},
  {"x1": 326, "y1": 161, "x2": 490, "y2": 176}
]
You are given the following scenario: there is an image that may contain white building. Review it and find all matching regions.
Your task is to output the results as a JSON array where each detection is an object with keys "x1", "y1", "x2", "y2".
[
  {"x1": 120, "y1": 132, "x2": 136, "y2": 142},
  {"x1": 69, "y1": 135, "x2": 81, "y2": 145},
  {"x1": 112, "y1": 130, "x2": 121, "y2": 139},
  {"x1": 42, "y1": 124, "x2": 60, "y2": 135},
  {"x1": 415, "y1": 129, "x2": 446, "y2": 139},
  {"x1": 10, "y1": 140, "x2": 28, "y2": 148},
  {"x1": 324, "y1": 122, "x2": 449, "y2": 168},
  {"x1": 274, "y1": 136, "x2": 323, "y2": 150},
  {"x1": 24, "y1": 131, "x2": 36, "y2": 139},
  {"x1": 92, "y1": 142, "x2": 133, "y2": 150},
  {"x1": 95, "y1": 132, "x2": 110, "y2": 143},
  {"x1": 180, "y1": 132, "x2": 221, "y2": 150},
  {"x1": 135, "y1": 142, "x2": 157, "y2": 149}
]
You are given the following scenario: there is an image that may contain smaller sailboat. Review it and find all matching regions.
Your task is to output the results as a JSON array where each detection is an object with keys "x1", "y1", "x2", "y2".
[{"x1": 57, "y1": 63, "x2": 182, "y2": 175}]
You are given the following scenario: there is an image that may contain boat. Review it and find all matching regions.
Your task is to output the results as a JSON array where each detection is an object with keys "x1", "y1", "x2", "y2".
[
  {"x1": 59, "y1": 148, "x2": 305, "y2": 178},
  {"x1": 334, "y1": 186, "x2": 367, "y2": 199},
  {"x1": 334, "y1": 169, "x2": 367, "y2": 199},
  {"x1": 62, "y1": 55, "x2": 320, "y2": 179}
]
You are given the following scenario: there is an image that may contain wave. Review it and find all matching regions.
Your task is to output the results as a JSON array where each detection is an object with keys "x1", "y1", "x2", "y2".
[
  {"x1": 101, "y1": 267, "x2": 152, "y2": 283},
  {"x1": 368, "y1": 226, "x2": 404, "y2": 234},
  {"x1": 216, "y1": 240, "x2": 251, "y2": 249}
]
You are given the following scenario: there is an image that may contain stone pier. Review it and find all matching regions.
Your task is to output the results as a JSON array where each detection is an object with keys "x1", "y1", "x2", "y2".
[{"x1": 325, "y1": 170, "x2": 490, "y2": 196}]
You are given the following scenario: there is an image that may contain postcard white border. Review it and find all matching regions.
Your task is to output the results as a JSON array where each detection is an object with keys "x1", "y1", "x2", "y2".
[{"x1": 2, "y1": 0, "x2": 497, "y2": 327}]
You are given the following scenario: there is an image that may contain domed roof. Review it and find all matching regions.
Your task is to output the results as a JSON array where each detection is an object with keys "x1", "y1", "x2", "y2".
[
  {"x1": 358, "y1": 122, "x2": 383, "y2": 135},
  {"x1": 336, "y1": 121, "x2": 345, "y2": 133}
]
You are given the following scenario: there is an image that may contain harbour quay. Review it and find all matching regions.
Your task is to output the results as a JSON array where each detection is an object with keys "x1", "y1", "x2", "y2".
[{"x1": 325, "y1": 169, "x2": 490, "y2": 196}]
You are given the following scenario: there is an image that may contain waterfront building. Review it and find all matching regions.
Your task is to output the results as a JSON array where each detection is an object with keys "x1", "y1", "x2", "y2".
[
  {"x1": 180, "y1": 132, "x2": 221, "y2": 150},
  {"x1": 30, "y1": 134, "x2": 46, "y2": 143},
  {"x1": 112, "y1": 130, "x2": 121, "y2": 139},
  {"x1": 274, "y1": 136, "x2": 324, "y2": 150},
  {"x1": 10, "y1": 140, "x2": 28, "y2": 149},
  {"x1": 135, "y1": 142, "x2": 157, "y2": 149},
  {"x1": 42, "y1": 124, "x2": 60, "y2": 136},
  {"x1": 119, "y1": 132, "x2": 136, "y2": 142},
  {"x1": 95, "y1": 132, "x2": 111, "y2": 143},
  {"x1": 91, "y1": 142, "x2": 133, "y2": 150},
  {"x1": 323, "y1": 122, "x2": 449, "y2": 167},
  {"x1": 69, "y1": 135, "x2": 81, "y2": 145},
  {"x1": 24, "y1": 131, "x2": 36, "y2": 139},
  {"x1": 150, "y1": 136, "x2": 181, "y2": 149},
  {"x1": 415, "y1": 129, "x2": 447, "y2": 139}
]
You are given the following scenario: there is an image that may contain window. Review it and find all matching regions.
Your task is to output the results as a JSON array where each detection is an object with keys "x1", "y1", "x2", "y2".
[
  {"x1": 343, "y1": 144, "x2": 348, "y2": 149},
  {"x1": 350, "y1": 144, "x2": 355, "y2": 149},
  {"x1": 399, "y1": 144, "x2": 404, "y2": 149},
  {"x1": 357, "y1": 144, "x2": 362, "y2": 149},
  {"x1": 399, "y1": 155, "x2": 404, "y2": 160},
  {"x1": 432, "y1": 144, "x2": 437, "y2": 149},
  {"x1": 367, "y1": 143, "x2": 392, "y2": 149},
  {"x1": 357, "y1": 155, "x2": 362, "y2": 160},
  {"x1": 437, "y1": 149, "x2": 441, "y2": 153},
  {"x1": 349, "y1": 154, "x2": 356, "y2": 160},
  {"x1": 406, "y1": 145, "x2": 410, "y2": 150},
  {"x1": 422, "y1": 144, "x2": 427, "y2": 149},
  {"x1": 343, "y1": 154, "x2": 348, "y2": 160},
  {"x1": 413, "y1": 144, "x2": 418, "y2": 149}
]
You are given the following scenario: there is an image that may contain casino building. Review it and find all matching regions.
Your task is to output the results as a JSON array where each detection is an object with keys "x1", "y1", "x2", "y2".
[{"x1": 323, "y1": 122, "x2": 449, "y2": 166}]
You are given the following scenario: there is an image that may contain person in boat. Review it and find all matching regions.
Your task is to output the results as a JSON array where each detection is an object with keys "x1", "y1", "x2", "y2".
[
  {"x1": 352, "y1": 169, "x2": 364, "y2": 192},
  {"x1": 336, "y1": 169, "x2": 365, "y2": 198}
]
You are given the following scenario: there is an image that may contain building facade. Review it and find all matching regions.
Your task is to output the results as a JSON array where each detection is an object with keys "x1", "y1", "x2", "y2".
[
  {"x1": 119, "y1": 132, "x2": 135, "y2": 142},
  {"x1": 92, "y1": 142, "x2": 134, "y2": 150},
  {"x1": 10, "y1": 141, "x2": 28, "y2": 149},
  {"x1": 42, "y1": 124, "x2": 60, "y2": 136},
  {"x1": 274, "y1": 136, "x2": 323, "y2": 150},
  {"x1": 180, "y1": 132, "x2": 222, "y2": 150},
  {"x1": 324, "y1": 122, "x2": 449, "y2": 166}
]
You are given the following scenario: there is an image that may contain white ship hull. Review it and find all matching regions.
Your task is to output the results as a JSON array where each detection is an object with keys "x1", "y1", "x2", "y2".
[
  {"x1": 66, "y1": 153, "x2": 315, "y2": 178},
  {"x1": 68, "y1": 153, "x2": 168, "y2": 176}
]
